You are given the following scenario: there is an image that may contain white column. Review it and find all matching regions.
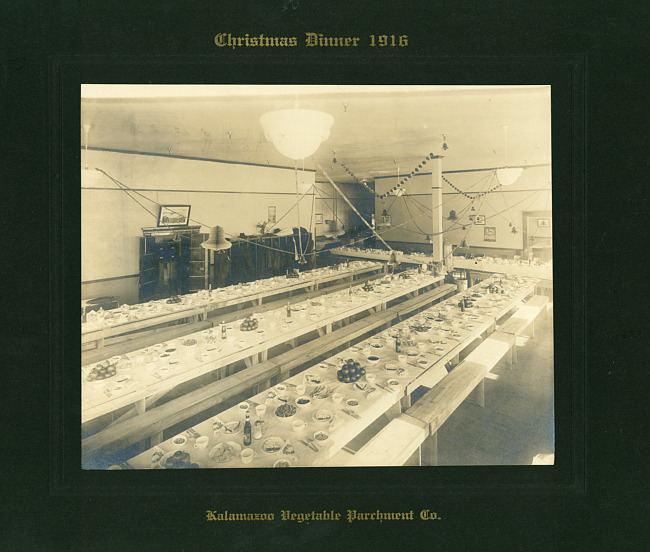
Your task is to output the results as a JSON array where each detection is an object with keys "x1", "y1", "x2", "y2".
[{"x1": 430, "y1": 157, "x2": 444, "y2": 263}]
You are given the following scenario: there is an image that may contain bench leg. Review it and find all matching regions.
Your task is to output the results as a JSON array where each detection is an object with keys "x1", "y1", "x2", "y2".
[
  {"x1": 421, "y1": 432, "x2": 438, "y2": 466},
  {"x1": 504, "y1": 347, "x2": 513, "y2": 371},
  {"x1": 401, "y1": 394, "x2": 412, "y2": 410}
]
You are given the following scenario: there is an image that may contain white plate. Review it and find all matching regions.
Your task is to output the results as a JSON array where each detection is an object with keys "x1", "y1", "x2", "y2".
[
  {"x1": 208, "y1": 441, "x2": 241, "y2": 464},
  {"x1": 220, "y1": 421, "x2": 242, "y2": 435},
  {"x1": 261, "y1": 436, "x2": 285, "y2": 454},
  {"x1": 159, "y1": 450, "x2": 201, "y2": 469},
  {"x1": 312, "y1": 409, "x2": 335, "y2": 423}
]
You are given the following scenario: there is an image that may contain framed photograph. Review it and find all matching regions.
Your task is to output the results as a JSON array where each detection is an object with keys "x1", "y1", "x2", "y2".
[
  {"x1": 157, "y1": 205, "x2": 191, "y2": 227},
  {"x1": 381, "y1": 214, "x2": 392, "y2": 225},
  {"x1": 474, "y1": 214, "x2": 486, "y2": 225},
  {"x1": 268, "y1": 206, "x2": 277, "y2": 223},
  {"x1": 538, "y1": 218, "x2": 550, "y2": 227},
  {"x1": 315, "y1": 213, "x2": 323, "y2": 224},
  {"x1": 484, "y1": 226, "x2": 497, "y2": 242}
]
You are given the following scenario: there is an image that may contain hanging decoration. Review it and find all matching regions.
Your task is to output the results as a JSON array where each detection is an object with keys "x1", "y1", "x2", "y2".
[
  {"x1": 378, "y1": 153, "x2": 443, "y2": 199},
  {"x1": 442, "y1": 174, "x2": 502, "y2": 199},
  {"x1": 338, "y1": 160, "x2": 380, "y2": 197}
]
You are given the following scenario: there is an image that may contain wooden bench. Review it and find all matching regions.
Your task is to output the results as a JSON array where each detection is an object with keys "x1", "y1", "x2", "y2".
[
  {"x1": 340, "y1": 359, "x2": 488, "y2": 467},
  {"x1": 390, "y1": 284, "x2": 457, "y2": 320},
  {"x1": 496, "y1": 294, "x2": 548, "y2": 362}
]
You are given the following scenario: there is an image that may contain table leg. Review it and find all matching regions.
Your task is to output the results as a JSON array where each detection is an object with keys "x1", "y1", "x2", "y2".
[{"x1": 421, "y1": 432, "x2": 438, "y2": 466}]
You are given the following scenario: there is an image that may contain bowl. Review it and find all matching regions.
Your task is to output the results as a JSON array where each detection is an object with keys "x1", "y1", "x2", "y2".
[
  {"x1": 237, "y1": 402, "x2": 250, "y2": 412},
  {"x1": 295, "y1": 396, "x2": 312, "y2": 409},
  {"x1": 313, "y1": 430, "x2": 330, "y2": 445},
  {"x1": 274, "y1": 403, "x2": 298, "y2": 422},
  {"x1": 171, "y1": 434, "x2": 188, "y2": 447},
  {"x1": 275, "y1": 384, "x2": 287, "y2": 393},
  {"x1": 366, "y1": 356, "x2": 380, "y2": 365},
  {"x1": 345, "y1": 398, "x2": 360, "y2": 408}
]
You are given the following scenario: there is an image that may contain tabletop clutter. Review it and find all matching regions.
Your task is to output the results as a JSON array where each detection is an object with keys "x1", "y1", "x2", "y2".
[{"x1": 93, "y1": 271, "x2": 538, "y2": 469}]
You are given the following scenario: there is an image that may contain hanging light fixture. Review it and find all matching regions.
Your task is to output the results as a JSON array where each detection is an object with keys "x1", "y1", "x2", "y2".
[
  {"x1": 425, "y1": 235, "x2": 432, "y2": 243},
  {"x1": 448, "y1": 210, "x2": 457, "y2": 220},
  {"x1": 259, "y1": 105, "x2": 334, "y2": 160},
  {"x1": 496, "y1": 124, "x2": 523, "y2": 186},
  {"x1": 201, "y1": 226, "x2": 232, "y2": 251}
]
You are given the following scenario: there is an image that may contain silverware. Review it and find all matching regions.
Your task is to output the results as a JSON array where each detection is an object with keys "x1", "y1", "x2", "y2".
[
  {"x1": 376, "y1": 383, "x2": 394, "y2": 393},
  {"x1": 305, "y1": 436, "x2": 320, "y2": 451},
  {"x1": 341, "y1": 408, "x2": 360, "y2": 419}
]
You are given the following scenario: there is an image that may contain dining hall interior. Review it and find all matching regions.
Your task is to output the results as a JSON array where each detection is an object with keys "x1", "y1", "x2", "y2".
[{"x1": 81, "y1": 84, "x2": 554, "y2": 470}]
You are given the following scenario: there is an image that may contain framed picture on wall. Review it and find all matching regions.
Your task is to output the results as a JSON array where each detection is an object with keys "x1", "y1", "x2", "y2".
[
  {"x1": 484, "y1": 226, "x2": 497, "y2": 242},
  {"x1": 315, "y1": 213, "x2": 323, "y2": 224},
  {"x1": 474, "y1": 214, "x2": 486, "y2": 225},
  {"x1": 538, "y1": 219, "x2": 550, "y2": 227},
  {"x1": 157, "y1": 205, "x2": 191, "y2": 227}
]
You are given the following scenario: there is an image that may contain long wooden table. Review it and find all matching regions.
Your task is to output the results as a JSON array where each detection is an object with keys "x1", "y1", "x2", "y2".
[
  {"x1": 82, "y1": 260, "x2": 384, "y2": 352},
  {"x1": 451, "y1": 255, "x2": 553, "y2": 281},
  {"x1": 330, "y1": 246, "x2": 437, "y2": 266},
  {"x1": 122, "y1": 274, "x2": 538, "y2": 469},
  {"x1": 82, "y1": 270, "x2": 443, "y2": 424}
]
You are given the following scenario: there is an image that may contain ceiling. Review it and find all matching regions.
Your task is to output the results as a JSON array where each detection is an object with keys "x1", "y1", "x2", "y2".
[{"x1": 81, "y1": 85, "x2": 551, "y2": 184}]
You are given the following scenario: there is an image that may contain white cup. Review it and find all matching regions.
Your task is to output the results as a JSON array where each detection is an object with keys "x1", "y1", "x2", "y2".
[
  {"x1": 292, "y1": 419, "x2": 307, "y2": 433},
  {"x1": 295, "y1": 384, "x2": 306, "y2": 396},
  {"x1": 255, "y1": 404, "x2": 267, "y2": 419},
  {"x1": 366, "y1": 373, "x2": 376, "y2": 385},
  {"x1": 194, "y1": 436, "x2": 209, "y2": 449},
  {"x1": 398, "y1": 354, "x2": 407, "y2": 364},
  {"x1": 241, "y1": 448, "x2": 257, "y2": 464},
  {"x1": 332, "y1": 393, "x2": 344, "y2": 404}
]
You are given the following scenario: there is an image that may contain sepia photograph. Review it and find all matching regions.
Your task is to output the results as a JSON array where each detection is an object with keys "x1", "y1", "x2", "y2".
[{"x1": 80, "y1": 84, "x2": 553, "y2": 470}]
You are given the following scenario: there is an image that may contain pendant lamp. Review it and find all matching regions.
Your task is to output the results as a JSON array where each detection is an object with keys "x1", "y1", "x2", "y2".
[
  {"x1": 259, "y1": 107, "x2": 334, "y2": 160},
  {"x1": 201, "y1": 226, "x2": 232, "y2": 251}
]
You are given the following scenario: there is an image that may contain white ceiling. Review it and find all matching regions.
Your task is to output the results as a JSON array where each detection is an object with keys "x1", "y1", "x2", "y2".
[{"x1": 81, "y1": 85, "x2": 551, "y2": 183}]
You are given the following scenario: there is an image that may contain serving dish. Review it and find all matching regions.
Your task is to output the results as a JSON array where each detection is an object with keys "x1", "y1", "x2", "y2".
[{"x1": 208, "y1": 441, "x2": 241, "y2": 464}]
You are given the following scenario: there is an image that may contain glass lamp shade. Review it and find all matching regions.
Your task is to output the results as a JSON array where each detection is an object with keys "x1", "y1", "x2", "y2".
[
  {"x1": 259, "y1": 109, "x2": 334, "y2": 160},
  {"x1": 496, "y1": 167, "x2": 523, "y2": 186}
]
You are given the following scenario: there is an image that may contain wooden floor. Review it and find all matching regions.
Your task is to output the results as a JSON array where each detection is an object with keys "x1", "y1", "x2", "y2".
[{"x1": 435, "y1": 306, "x2": 555, "y2": 465}]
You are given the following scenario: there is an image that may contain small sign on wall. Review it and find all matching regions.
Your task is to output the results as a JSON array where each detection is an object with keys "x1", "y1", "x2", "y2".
[
  {"x1": 268, "y1": 206, "x2": 277, "y2": 223},
  {"x1": 484, "y1": 226, "x2": 497, "y2": 242},
  {"x1": 537, "y1": 218, "x2": 550, "y2": 227},
  {"x1": 315, "y1": 213, "x2": 323, "y2": 224},
  {"x1": 474, "y1": 214, "x2": 486, "y2": 225}
]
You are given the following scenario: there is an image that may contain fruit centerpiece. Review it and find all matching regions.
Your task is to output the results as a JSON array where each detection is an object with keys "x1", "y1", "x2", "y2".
[
  {"x1": 362, "y1": 283, "x2": 374, "y2": 292},
  {"x1": 166, "y1": 295, "x2": 182, "y2": 304},
  {"x1": 85, "y1": 360, "x2": 118, "y2": 382},
  {"x1": 239, "y1": 315, "x2": 259, "y2": 331},
  {"x1": 336, "y1": 359, "x2": 366, "y2": 383}
]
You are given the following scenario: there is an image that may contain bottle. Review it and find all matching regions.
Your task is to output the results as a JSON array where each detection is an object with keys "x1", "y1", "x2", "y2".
[
  {"x1": 243, "y1": 411, "x2": 252, "y2": 446},
  {"x1": 208, "y1": 284, "x2": 212, "y2": 298},
  {"x1": 286, "y1": 302, "x2": 292, "y2": 318},
  {"x1": 395, "y1": 330, "x2": 401, "y2": 353},
  {"x1": 348, "y1": 285, "x2": 352, "y2": 297},
  {"x1": 460, "y1": 299, "x2": 465, "y2": 312},
  {"x1": 221, "y1": 321, "x2": 227, "y2": 339}
]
